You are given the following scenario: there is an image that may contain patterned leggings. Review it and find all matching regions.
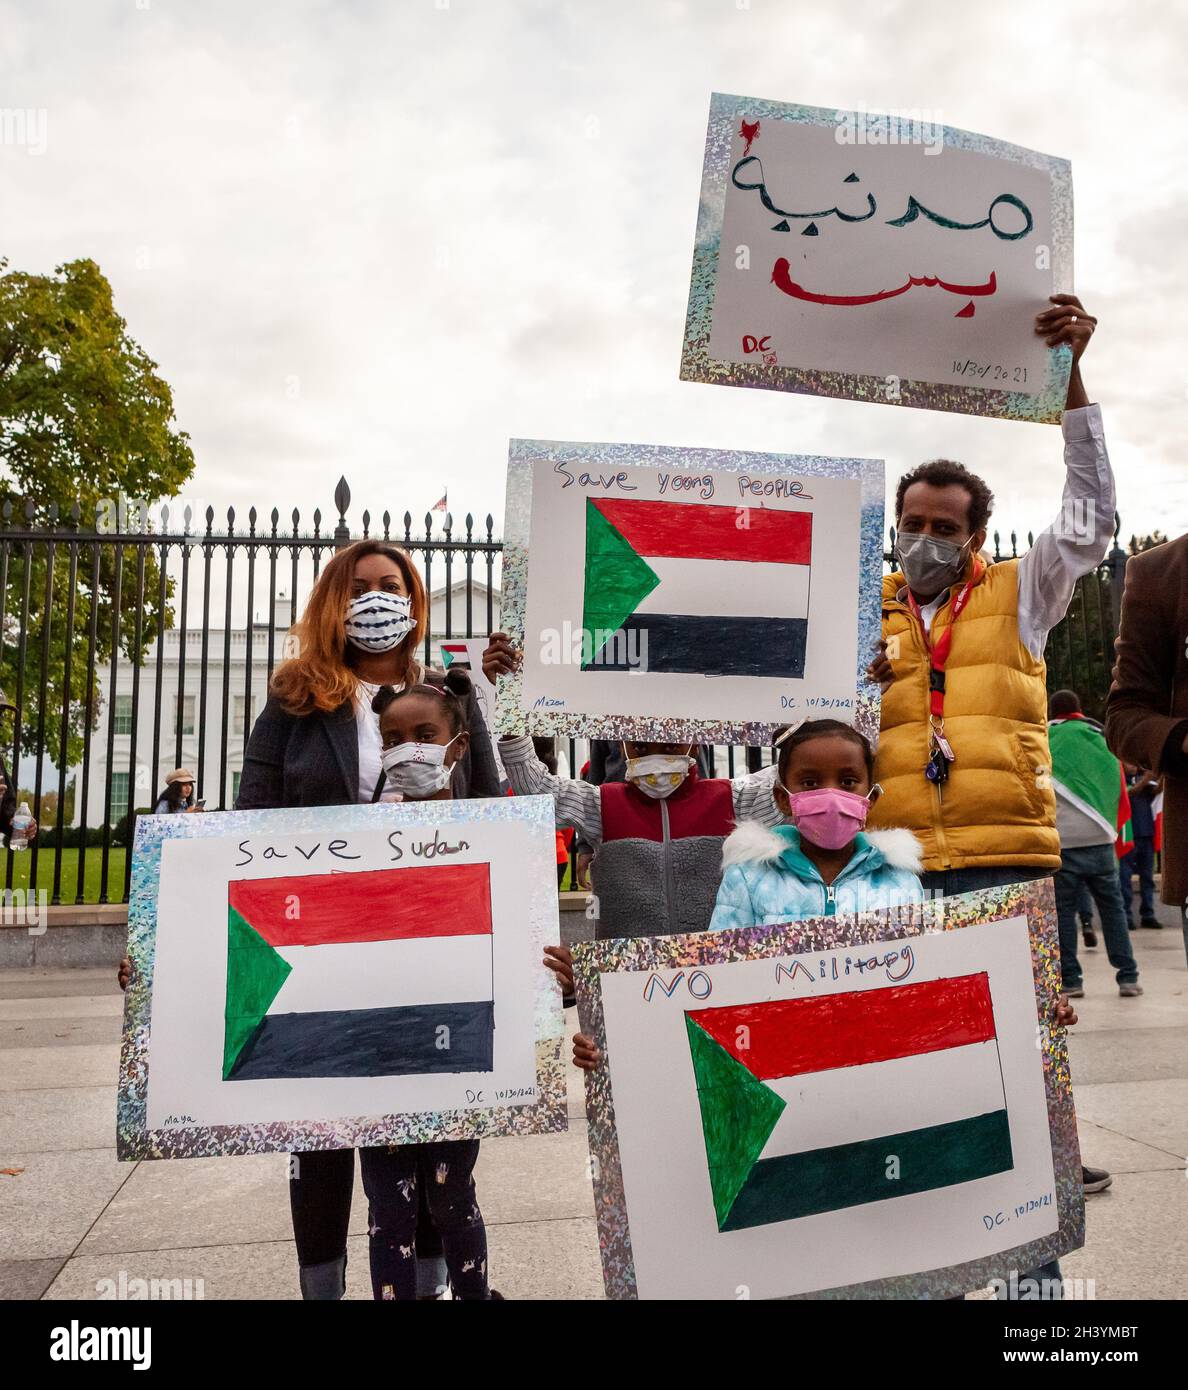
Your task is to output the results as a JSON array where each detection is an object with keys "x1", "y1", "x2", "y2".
[{"x1": 359, "y1": 1140, "x2": 489, "y2": 1301}]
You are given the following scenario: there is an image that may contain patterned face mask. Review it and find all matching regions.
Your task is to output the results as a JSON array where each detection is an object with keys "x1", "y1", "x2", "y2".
[
  {"x1": 344, "y1": 591, "x2": 414, "y2": 653},
  {"x1": 381, "y1": 734, "x2": 460, "y2": 799},
  {"x1": 624, "y1": 752, "x2": 693, "y2": 800}
]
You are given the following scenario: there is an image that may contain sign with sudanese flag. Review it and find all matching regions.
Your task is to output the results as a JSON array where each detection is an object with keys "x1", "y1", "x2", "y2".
[
  {"x1": 681, "y1": 94, "x2": 1073, "y2": 423},
  {"x1": 498, "y1": 438, "x2": 884, "y2": 746},
  {"x1": 572, "y1": 880, "x2": 1083, "y2": 1300},
  {"x1": 117, "y1": 798, "x2": 567, "y2": 1160},
  {"x1": 439, "y1": 638, "x2": 505, "y2": 782}
]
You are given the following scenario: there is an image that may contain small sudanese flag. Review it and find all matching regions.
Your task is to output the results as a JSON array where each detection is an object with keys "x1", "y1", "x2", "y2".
[{"x1": 440, "y1": 642, "x2": 471, "y2": 671}]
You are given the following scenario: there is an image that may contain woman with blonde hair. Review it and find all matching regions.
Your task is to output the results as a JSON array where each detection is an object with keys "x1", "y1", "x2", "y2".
[{"x1": 236, "y1": 539, "x2": 501, "y2": 1299}]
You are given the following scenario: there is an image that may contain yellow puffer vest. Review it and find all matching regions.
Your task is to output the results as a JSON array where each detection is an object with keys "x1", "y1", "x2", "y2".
[{"x1": 867, "y1": 558, "x2": 1059, "y2": 871}]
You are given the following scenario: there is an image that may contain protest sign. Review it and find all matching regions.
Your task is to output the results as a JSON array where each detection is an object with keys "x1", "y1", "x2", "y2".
[
  {"x1": 118, "y1": 797, "x2": 566, "y2": 1159},
  {"x1": 681, "y1": 94, "x2": 1073, "y2": 421}
]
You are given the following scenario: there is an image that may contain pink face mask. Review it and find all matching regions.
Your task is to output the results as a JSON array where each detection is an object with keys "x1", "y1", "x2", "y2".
[{"x1": 783, "y1": 787, "x2": 872, "y2": 851}]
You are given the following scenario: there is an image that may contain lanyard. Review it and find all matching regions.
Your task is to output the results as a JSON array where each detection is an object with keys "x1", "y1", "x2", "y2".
[{"x1": 904, "y1": 560, "x2": 983, "y2": 723}]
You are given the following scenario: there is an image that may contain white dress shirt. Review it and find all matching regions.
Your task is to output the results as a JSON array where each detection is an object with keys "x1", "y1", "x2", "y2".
[{"x1": 908, "y1": 404, "x2": 1115, "y2": 658}]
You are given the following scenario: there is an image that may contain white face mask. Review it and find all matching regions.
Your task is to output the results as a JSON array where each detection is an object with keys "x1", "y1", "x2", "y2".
[
  {"x1": 624, "y1": 751, "x2": 693, "y2": 800},
  {"x1": 381, "y1": 733, "x2": 460, "y2": 799},
  {"x1": 344, "y1": 591, "x2": 414, "y2": 653}
]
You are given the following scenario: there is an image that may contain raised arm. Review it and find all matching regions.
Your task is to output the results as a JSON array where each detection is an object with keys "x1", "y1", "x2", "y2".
[
  {"x1": 1017, "y1": 296, "x2": 1114, "y2": 659},
  {"x1": 458, "y1": 684, "x2": 502, "y2": 799},
  {"x1": 499, "y1": 734, "x2": 604, "y2": 845}
]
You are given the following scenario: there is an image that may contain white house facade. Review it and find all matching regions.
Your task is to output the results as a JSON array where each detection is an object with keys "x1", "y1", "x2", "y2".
[{"x1": 70, "y1": 580, "x2": 500, "y2": 825}]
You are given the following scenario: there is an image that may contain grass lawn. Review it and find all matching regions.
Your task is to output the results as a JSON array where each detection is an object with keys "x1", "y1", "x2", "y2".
[
  {"x1": 5, "y1": 846, "x2": 129, "y2": 905},
  {"x1": 19, "y1": 848, "x2": 578, "y2": 905},
  {"x1": 11, "y1": 847, "x2": 581, "y2": 906}
]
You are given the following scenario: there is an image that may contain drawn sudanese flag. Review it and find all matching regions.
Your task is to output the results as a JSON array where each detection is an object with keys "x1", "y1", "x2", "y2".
[
  {"x1": 686, "y1": 974, "x2": 1013, "y2": 1231},
  {"x1": 581, "y1": 497, "x2": 812, "y2": 677},
  {"x1": 222, "y1": 864, "x2": 494, "y2": 1081},
  {"x1": 440, "y1": 642, "x2": 471, "y2": 670}
]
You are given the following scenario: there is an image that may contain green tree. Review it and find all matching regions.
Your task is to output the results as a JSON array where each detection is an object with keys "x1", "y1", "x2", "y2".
[
  {"x1": 1044, "y1": 567, "x2": 1116, "y2": 722},
  {"x1": 1128, "y1": 532, "x2": 1167, "y2": 555},
  {"x1": 0, "y1": 257, "x2": 194, "y2": 767}
]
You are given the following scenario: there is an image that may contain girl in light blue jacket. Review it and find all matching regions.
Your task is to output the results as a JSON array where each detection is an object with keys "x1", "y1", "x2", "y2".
[{"x1": 711, "y1": 719, "x2": 924, "y2": 929}]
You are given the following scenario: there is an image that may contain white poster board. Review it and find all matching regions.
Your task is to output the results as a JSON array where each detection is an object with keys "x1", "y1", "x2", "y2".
[
  {"x1": 682, "y1": 95, "x2": 1073, "y2": 422},
  {"x1": 573, "y1": 882, "x2": 1083, "y2": 1300},
  {"x1": 497, "y1": 438, "x2": 884, "y2": 746},
  {"x1": 118, "y1": 798, "x2": 567, "y2": 1158}
]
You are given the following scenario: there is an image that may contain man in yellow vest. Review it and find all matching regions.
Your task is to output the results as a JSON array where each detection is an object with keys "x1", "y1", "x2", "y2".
[
  {"x1": 867, "y1": 296, "x2": 1117, "y2": 1272},
  {"x1": 867, "y1": 294, "x2": 1113, "y2": 900}
]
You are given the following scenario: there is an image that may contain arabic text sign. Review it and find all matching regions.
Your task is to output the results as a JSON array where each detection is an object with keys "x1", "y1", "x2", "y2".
[
  {"x1": 495, "y1": 438, "x2": 884, "y2": 746},
  {"x1": 117, "y1": 798, "x2": 567, "y2": 1159},
  {"x1": 682, "y1": 96, "x2": 1073, "y2": 422},
  {"x1": 573, "y1": 881, "x2": 1083, "y2": 1300}
]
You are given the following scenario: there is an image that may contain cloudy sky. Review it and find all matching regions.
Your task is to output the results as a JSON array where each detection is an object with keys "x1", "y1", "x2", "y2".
[{"x1": 4, "y1": 0, "x2": 1185, "y2": 545}]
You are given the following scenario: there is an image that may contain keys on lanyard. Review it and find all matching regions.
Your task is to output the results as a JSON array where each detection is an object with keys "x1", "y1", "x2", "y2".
[
  {"x1": 925, "y1": 727, "x2": 955, "y2": 786},
  {"x1": 906, "y1": 566, "x2": 981, "y2": 794},
  {"x1": 925, "y1": 744, "x2": 948, "y2": 785}
]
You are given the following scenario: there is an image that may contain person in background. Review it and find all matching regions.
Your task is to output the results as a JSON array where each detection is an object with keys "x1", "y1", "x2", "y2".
[
  {"x1": 1076, "y1": 882, "x2": 1098, "y2": 949},
  {"x1": 1072, "y1": 710, "x2": 1108, "y2": 949},
  {"x1": 1048, "y1": 689, "x2": 1141, "y2": 1000},
  {"x1": 153, "y1": 768, "x2": 202, "y2": 814},
  {"x1": 0, "y1": 687, "x2": 37, "y2": 846},
  {"x1": 0, "y1": 759, "x2": 35, "y2": 846},
  {"x1": 1119, "y1": 764, "x2": 1160, "y2": 930},
  {"x1": 1106, "y1": 532, "x2": 1188, "y2": 966}
]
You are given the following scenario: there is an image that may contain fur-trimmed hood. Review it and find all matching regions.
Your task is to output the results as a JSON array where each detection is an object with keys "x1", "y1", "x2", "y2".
[
  {"x1": 721, "y1": 820, "x2": 924, "y2": 875},
  {"x1": 709, "y1": 819, "x2": 926, "y2": 931}
]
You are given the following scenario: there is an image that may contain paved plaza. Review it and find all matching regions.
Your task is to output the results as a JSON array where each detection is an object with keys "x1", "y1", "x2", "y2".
[{"x1": 2, "y1": 907, "x2": 1184, "y2": 1300}]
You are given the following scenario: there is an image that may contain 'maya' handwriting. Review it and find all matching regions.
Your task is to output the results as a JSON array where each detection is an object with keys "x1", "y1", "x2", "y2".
[{"x1": 234, "y1": 828, "x2": 470, "y2": 869}]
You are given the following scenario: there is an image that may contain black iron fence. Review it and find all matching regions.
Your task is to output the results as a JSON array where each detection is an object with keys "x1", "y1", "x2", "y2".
[{"x1": 0, "y1": 478, "x2": 1130, "y2": 905}]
